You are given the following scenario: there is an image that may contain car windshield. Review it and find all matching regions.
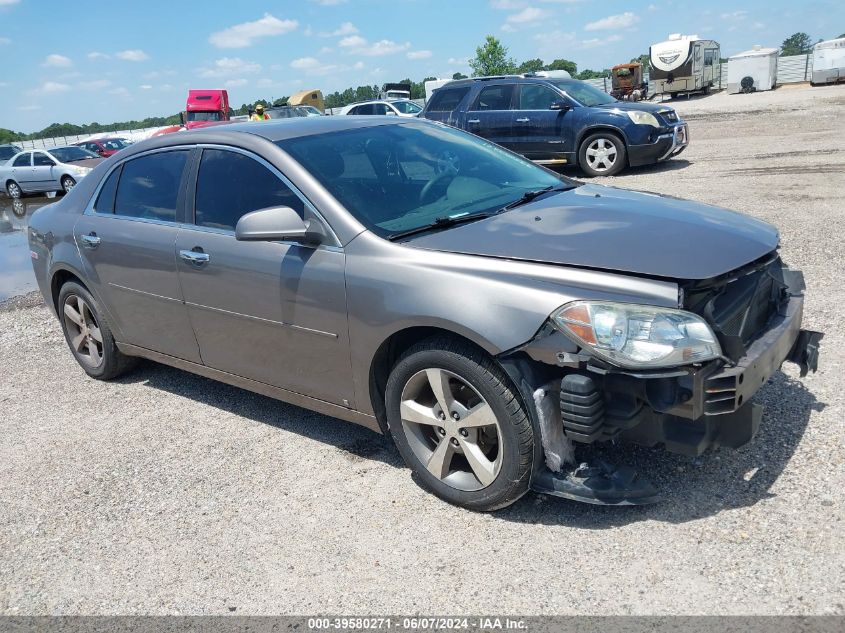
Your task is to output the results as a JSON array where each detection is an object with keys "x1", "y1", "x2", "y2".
[
  {"x1": 278, "y1": 121, "x2": 573, "y2": 239},
  {"x1": 187, "y1": 111, "x2": 221, "y2": 122},
  {"x1": 549, "y1": 80, "x2": 617, "y2": 106},
  {"x1": 393, "y1": 100, "x2": 423, "y2": 114},
  {"x1": 48, "y1": 147, "x2": 98, "y2": 163}
]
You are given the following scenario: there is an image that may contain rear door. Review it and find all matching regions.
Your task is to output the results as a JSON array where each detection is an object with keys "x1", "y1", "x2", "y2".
[
  {"x1": 10, "y1": 153, "x2": 33, "y2": 191},
  {"x1": 512, "y1": 83, "x2": 573, "y2": 159},
  {"x1": 465, "y1": 84, "x2": 517, "y2": 150},
  {"x1": 174, "y1": 146, "x2": 355, "y2": 407},
  {"x1": 422, "y1": 85, "x2": 471, "y2": 126},
  {"x1": 73, "y1": 148, "x2": 201, "y2": 362}
]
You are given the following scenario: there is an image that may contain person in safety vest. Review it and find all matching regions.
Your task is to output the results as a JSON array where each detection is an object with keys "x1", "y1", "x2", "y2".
[{"x1": 250, "y1": 104, "x2": 270, "y2": 121}]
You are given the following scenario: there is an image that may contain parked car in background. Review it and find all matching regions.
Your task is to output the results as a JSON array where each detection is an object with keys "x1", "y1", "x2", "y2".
[
  {"x1": 0, "y1": 144, "x2": 23, "y2": 163},
  {"x1": 339, "y1": 99, "x2": 423, "y2": 117},
  {"x1": 1, "y1": 146, "x2": 102, "y2": 197},
  {"x1": 421, "y1": 75, "x2": 688, "y2": 176},
  {"x1": 263, "y1": 105, "x2": 321, "y2": 119},
  {"x1": 27, "y1": 117, "x2": 820, "y2": 511},
  {"x1": 297, "y1": 105, "x2": 324, "y2": 117},
  {"x1": 73, "y1": 137, "x2": 132, "y2": 158}
]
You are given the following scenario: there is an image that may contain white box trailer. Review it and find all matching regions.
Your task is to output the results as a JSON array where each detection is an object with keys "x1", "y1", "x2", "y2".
[
  {"x1": 727, "y1": 46, "x2": 778, "y2": 94},
  {"x1": 424, "y1": 79, "x2": 454, "y2": 102},
  {"x1": 650, "y1": 34, "x2": 721, "y2": 97},
  {"x1": 812, "y1": 38, "x2": 845, "y2": 86}
]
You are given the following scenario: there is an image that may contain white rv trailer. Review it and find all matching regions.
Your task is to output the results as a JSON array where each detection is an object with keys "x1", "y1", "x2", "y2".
[
  {"x1": 811, "y1": 38, "x2": 845, "y2": 86},
  {"x1": 649, "y1": 34, "x2": 721, "y2": 97},
  {"x1": 727, "y1": 45, "x2": 778, "y2": 94}
]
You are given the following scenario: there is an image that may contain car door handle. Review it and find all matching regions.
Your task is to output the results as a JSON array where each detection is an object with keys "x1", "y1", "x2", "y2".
[
  {"x1": 80, "y1": 233, "x2": 101, "y2": 249},
  {"x1": 515, "y1": 117, "x2": 531, "y2": 123},
  {"x1": 179, "y1": 249, "x2": 210, "y2": 266},
  {"x1": 467, "y1": 119, "x2": 481, "y2": 124}
]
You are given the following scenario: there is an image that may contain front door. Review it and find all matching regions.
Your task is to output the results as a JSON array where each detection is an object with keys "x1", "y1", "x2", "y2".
[
  {"x1": 175, "y1": 147, "x2": 355, "y2": 407},
  {"x1": 511, "y1": 83, "x2": 571, "y2": 159},
  {"x1": 465, "y1": 84, "x2": 517, "y2": 151},
  {"x1": 73, "y1": 149, "x2": 202, "y2": 363}
]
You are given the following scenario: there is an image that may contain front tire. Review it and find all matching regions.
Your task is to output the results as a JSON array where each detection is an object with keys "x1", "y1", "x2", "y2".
[
  {"x1": 58, "y1": 281, "x2": 136, "y2": 380},
  {"x1": 61, "y1": 176, "x2": 76, "y2": 193},
  {"x1": 385, "y1": 337, "x2": 534, "y2": 511},
  {"x1": 578, "y1": 132, "x2": 627, "y2": 177}
]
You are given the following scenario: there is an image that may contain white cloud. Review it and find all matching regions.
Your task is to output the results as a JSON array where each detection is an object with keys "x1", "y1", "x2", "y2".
[
  {"x1": 291, "y1": 57, "x2": 321, "y2": 70},
  {"x1": 209, "y1": 13, "x2": 298, "y2": 48},
  {"x1": 139, "y1": 84, "x2": 153, "y2": 90},
  {"x1": 42, "y1": 54, "x2": 72, "y2": 67},
  {"x1": 720, "y1": 10, "x2": 748, "y2": 19},
  {"x1": 31, "y1": 81, "x2": 70, "y2": 94},
  {"x1": 407, "y1": 50, "x2": 433, "y2": 60},
  {"x1": 353, "y1": 61, "x2": 365, "y2": 70},
  {"x1": 320, "y1": 46, "x2": 334, "y2": 54},
  {"x1": 0, "y1": 37, "x2": 11, "y2": 45},
  {"x1": 19, "y1": 105, "x2": 42, "y2": 111},
  {"x1": 116, "y1": 49, "x2": 149, "y2": 61},
  {"x1": 647, "y1": 3, "x2": 658, "y2": 11},
  {"x1": 159, "y1": 84, "x2": 174, "y2": 91},
  {"x1": 0, "y1": 0, "x2": 21, "y2": 5},
  {"x1": 448, "y1": 56, "x2": 469, "y2": 65},
  {"x1": 225, "y1": 78, "x2": 248, "y2": 88},
  {"x1": 339, "y1": 35, "x2": 367, "y2": 48},
  {"x1": 331, "y1": 22, "x2": 358, "y2": 36},
  {"x1": 533, "y1": 29, "x2": 577, "y2": 57},
  {"x1": 581, "y1": 34, "x2": 623, "y2": 48},
  {"x1": 490, "y1": 0, "x2": 526, "y2": 8},
  {"x1": 584, "y1": 12, "x2": 639, "y2": 31},
  {"x1": 199, "y1": 57, "x2": 261, "y2": 77},
  {"x1": 109, "y1": 87, "x2": 131, "y2": 98},
  {"x1": 507, "y1": 7, "x2": 549, "y2": 24},
  {"x1": 87, "y1": 51, "x2": 109, "y2": 60},
  {"x1": 77, "y1": 79, "x2": 111, "y2": 90}
]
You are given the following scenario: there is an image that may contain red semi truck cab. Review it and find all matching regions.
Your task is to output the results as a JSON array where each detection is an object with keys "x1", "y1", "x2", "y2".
[{"x1": 183, "y1": 89, "x2": 230, "y2": 129}]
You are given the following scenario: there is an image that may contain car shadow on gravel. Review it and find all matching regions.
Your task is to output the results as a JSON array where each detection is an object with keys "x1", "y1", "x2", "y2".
[
  {"x1": 498, "y1": 372, "x2": 824, "y2": 527},
  {"x1": 549, "y1": 158, "x2": 691, "y2": 181},
  {"x1": 113, "y1": 360, "x2": 404, "y2": 468}
]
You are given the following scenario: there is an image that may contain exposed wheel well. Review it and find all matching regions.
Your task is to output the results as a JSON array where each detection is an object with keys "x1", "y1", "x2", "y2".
[
  {"x1": 51, "y1": 269, "x2": 88, "y2": 313},
  {"x1": 369, "y1": 326, "x2": 512, "y2": 437},
  {"x1": 577, "y1": 127, "x2": 627, "y2": 152}
]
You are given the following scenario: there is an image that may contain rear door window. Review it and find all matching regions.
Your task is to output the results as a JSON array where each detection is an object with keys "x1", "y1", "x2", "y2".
[
  {"x1": 13, "y1": 153, "x2": 31, "y2": 167},
  {"x1": 472, "y1": 85, "x2": 515, "y2": 111},
  {"x1": 194, "y1": 149, "x2": 304, "y2": 231},
  {"x1": 114, "y1": 151, "x2": 189, "y2": 222},
  {"x1": 426, "y1": 87, "x2": 470, "y2": 112}
]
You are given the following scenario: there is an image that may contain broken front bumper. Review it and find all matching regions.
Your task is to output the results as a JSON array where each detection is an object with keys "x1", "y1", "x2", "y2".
[{"x1": 628, "y1": 123, "x2": 689, "y2": 166}]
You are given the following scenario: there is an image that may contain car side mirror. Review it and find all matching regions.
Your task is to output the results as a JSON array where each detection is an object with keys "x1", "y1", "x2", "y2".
[
  {"x1": 235, "y1": 206, "x2": 321, "y2": 244},
  {"x1": 550, "y1": 101, "x2": 571, "y2": 111}
]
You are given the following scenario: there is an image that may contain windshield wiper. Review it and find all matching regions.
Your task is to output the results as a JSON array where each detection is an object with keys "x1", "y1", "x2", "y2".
[
  {"x1": 387, "y1": 211, "x2": 495, "y2": 241},
  {"x1": 503, "y1": 185, "x2": 574, "y2": 211}
]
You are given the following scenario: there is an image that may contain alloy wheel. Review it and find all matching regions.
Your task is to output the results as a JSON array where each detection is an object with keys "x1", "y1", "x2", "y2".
[
  {"x1": 7, "y1": 181, "x2": 21, "y2": 199},
  {"x1": 62, "y1": 177, "x2": 76, "y2": 193},
  {"x1": 399, "y1": 368, "x2": 503, "y2": 491},
  {"x1": 62, "y1": 294, "x2": 104, "y2": 368},
  {"x1": 585, "y1": 137, "x2": 619, "y2": 173}
]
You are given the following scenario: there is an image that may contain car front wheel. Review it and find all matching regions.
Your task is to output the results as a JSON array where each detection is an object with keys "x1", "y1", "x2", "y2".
[
  {"x1": 58, "y1": 281, "x2": 136, "y2": 380},
  {"x1": 385, "y1": 337, "x2": 534, "y2": 511},
  {"x1": 578, "y1": 132, "x2": 627, "y2": 177}
]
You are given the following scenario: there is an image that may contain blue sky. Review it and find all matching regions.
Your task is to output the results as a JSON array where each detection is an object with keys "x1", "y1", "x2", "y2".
[{"x1": 1, "y1": 0, "x2": 842, "y2": 132}]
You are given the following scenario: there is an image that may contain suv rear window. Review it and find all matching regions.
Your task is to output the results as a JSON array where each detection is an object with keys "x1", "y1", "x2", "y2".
[{"x1": 426, "y1": 87, "x2": 470, "y2": 112}]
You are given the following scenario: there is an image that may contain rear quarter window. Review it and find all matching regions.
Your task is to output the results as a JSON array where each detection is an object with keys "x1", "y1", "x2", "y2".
[
  {"x1": 426, "y1": 87, "x2": 470, "y2": 112},
  {"x1": 94, "y1": 166, "x2": 122, "y2": 213}
]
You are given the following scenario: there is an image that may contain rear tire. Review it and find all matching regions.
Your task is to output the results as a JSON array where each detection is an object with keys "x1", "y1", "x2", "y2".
[
  {"x1": 57, "y1": 281, "x2": 136, "y2": 380},
  {"x1": 385, "y1": 337, "x2": 534, "y2": 511},
  {"x1": 6, "y1": 180, "x2": 22, "y2": 199},
  {"x1": 578, "y1": 132, "x2": 627, "y2": 177},
  {"x1": 61, "y1": 176, "x2": 76, "y2": 193}
]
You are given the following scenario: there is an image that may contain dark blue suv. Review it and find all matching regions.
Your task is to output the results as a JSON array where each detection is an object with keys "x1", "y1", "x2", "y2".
[{"x1": 420, "y1": 75, "x2": 688, "y2": 176}]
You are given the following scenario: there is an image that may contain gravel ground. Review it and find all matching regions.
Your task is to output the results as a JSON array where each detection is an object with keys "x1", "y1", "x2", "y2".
[{"x1": 1, "y1": 84, "x2": 843, "y2": 616}]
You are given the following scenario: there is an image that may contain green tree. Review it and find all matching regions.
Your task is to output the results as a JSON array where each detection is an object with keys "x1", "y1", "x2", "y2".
[
  {"x1": 577, "y1": 69, "x2": 608, "y2": 80},
  {"x1": 516, "y1": 58, "x2": 545, "y2": 74},
  {"x1": 780, "y1": 32, "x2": 813, "y2": 56},
  {"x1": 469, "y1": 35, "x2": 516, "y2": 77},
  {"x1": 543, "y1": 58, "x2": 578, "y2": 75},
  {"x1": 452, "y1": 72, "x2": 468, "y2": 80},
  {"x1": 630, "y1": 54, "x2": 650, "y2": 67},
  {"x1": 838, "y1": 33, "x2": 845, "y2": 39}
]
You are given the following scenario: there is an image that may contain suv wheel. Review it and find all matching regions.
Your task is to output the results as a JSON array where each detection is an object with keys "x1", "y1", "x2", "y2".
[
  {"x1": 385, "y1": 337, "x2": 534, "y2": 511},
  {"x1": 58, "y1": 281, "x2": 136, "y2": 380},
  {"x1": 578, "y1": 132, "x2": 627, "y2": 177}
]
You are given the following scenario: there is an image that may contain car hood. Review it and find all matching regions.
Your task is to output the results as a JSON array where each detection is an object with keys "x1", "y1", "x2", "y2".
[
  {"x1": 405, "y1": 184, "x2": 779, "y2": 280},
  {"x1": 66, "y1": 158, "x2": 104, "y2": 169}
]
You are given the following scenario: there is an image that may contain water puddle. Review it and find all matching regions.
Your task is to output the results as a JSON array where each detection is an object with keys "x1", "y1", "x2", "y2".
[{"x1": 0, "y1": 195, "x2": 56, "y2": 301}]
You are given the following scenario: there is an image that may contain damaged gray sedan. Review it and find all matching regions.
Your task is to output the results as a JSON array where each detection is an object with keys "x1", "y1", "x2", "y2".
[{"x1": 27, "y1": 117, "x2": 822, "y2": 510}]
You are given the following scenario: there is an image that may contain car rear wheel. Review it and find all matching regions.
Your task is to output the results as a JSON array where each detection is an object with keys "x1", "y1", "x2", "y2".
[
  {"x1": 6, "y1": 180, "x2": 22, "y2": 199},
  {"x1": 385, "y1": 337, "x2": 534, "y2": 511},
  {"x1": 61, "y1": 176, "x2": 76, "y2": 193},
  {"x1": 58, "y1": 281, "x2": 136, "y2": 380},
  {"x1": 578, "y1": 132, "x2": 627, "y2": 177}
]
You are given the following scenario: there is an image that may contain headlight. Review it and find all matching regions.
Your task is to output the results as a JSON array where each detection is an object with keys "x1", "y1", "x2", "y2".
[
  {"x1": 626, "y1": 111, "x2": 660, "y2": 127},
  {"x1": 551, "y1": 301, "x2": 721, "y2": 369},
  {"x1": 69, "y1": 166, "x2": 91, "y2": 176}
]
